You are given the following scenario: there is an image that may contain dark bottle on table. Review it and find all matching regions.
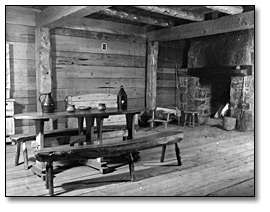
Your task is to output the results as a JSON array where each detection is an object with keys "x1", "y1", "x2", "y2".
[{"x1": 117, "y1": 85, "x2": 127, "y2": 110}]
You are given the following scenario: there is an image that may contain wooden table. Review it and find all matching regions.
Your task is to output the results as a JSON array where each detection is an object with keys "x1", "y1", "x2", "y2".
[{"x1": 14, "y1": 108, "x2": 144, "y2": 176}]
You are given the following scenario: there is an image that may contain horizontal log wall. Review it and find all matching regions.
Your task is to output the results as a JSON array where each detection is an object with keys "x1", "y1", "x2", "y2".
[
  {"x1": 50, "y1": 26, "x2": 146, "y2": 127},
  {"x1": 6, "y1": 6, "x2": 37, "y2": 134},
  {"x1": 157, "y1": 41, "x2": 186, "y2": 108}
]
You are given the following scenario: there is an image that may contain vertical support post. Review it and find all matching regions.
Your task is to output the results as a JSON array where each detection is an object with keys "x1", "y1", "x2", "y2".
[
  {"x1": 146, "y1": 41, "x2": 158, "y2": 111},
  {"x1": 35, "y1": 27, "x2": 52, "y2": 112},
  {"x1": 35, "y1": 27, "x2": 55, "y2": 131}
]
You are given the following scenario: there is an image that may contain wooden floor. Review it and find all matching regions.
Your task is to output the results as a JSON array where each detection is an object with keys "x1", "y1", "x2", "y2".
[{"x1": 6, "y1": 121, "x2": 254, "y2": 196}]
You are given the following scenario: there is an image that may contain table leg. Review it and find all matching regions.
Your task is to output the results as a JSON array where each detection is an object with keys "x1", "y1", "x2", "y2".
[
  {"x1": 126, "y1": 113, "x2": 135, "y2": 140},
  {"x1": 96, "y1": 117, "x2": 104, "y2": 145},
  {"x1": 126, "y1": 113, "x2": 140, "y2": 162},
  {"x1": 77, "y1": 117, "x2": 84, "y2": 145},
  {"x1": 85, "y1": 117, "x2": 95, "y2": 145},
  {"x1": 83, "y1": 116, "x2": 110, "y2": 174},
  {"x1": 96, "y1": 117, "x2": 104, "y2": 163},
  {"x1": 31, "y1": 120, "x2": 46, "y2": 179}
]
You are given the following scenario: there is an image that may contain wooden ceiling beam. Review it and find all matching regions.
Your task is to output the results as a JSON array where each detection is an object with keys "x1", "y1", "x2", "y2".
[
  {"x1": 36, "y1": 6, "x2": 111, "y2": 28},
  {"x1": 99, "y1": 8, "x2": 174, "y2": 27},
  {"x1": 134, "y1": 6, "x2": 204, "y2": 22},
  {"x1": 205, "y1": 6, "x2": 244, "y2": 15},
  {"x1": 147, "y1": 11, "x2": 254, "y2": 42}
]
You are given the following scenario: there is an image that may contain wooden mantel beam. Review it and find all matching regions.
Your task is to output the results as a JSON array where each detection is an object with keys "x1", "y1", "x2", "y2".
[
  {"x1": 37, "y1": 6, "x2": 111, "y2": 28},
  {"x1": 99, "y1": 8, "x2": 174, "y2": 27},
  {"x1": 147, "y1": 11, "x2": 254, "y2": 42},
  {"x1": 134, "y1": 6, "x2": 204, "y2": 22},
  {"x1": 205, "y1": 6, "x2": 244, "y2": 15}
]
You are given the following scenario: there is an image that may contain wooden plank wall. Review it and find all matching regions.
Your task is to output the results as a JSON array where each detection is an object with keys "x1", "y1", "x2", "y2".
[
  {"x1": 6, "y1": 7, "x2": 147, "y2": 133},
  {"x1": 157, "y1": 40, "x2": 186, "y2": 108},
  {"x1": 50, "y1": 23, "x2": 146, "y2": 128},
  {"x1": 6, "y1": 6, "x2": 37, "y2": 134}
]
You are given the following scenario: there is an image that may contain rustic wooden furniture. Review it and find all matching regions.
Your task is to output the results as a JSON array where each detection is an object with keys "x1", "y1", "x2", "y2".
[
  {"x1": 34, "y1": 130, "x2": 184, "y2": 196},
  {"x1": 6, "y1": 99, "x2": 15, "y2": 143},
  {"x1": 12, "y1": 92, "x2": 131, "y2": 169},
  {"x1": 148, "y1": 107, "x2": 181, "y2": 131},
  {"x1": 14, "y1": 107, "x2": 143, "y2": 177},
  {"x1": 11, "y1": 126, "x2": 127, "y2": 170},
  {"x1": 183, "y1": 110, "x2": 200, "y2": 127}
]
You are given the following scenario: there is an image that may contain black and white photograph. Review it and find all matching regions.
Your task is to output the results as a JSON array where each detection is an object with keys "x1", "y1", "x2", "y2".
[{"x1": 3, "y1": 2, "x2": 263, "y2": 206}]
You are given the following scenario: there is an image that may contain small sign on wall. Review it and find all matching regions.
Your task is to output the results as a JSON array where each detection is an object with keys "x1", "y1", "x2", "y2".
[{"x1": 101, "y1": 43, "x2": 107, "y2": 51}]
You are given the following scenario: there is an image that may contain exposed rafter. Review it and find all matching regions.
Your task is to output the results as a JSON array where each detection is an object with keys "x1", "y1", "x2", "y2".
[
  {"x1": 37, "y1": 6, "x2": 111, "y2": 28},
  {"x1": 205, "y1": 6, "x2": 243, "y2": 15},
  {"x1": 99, "y1": 8, "x2": 174, "y2": 27},
  {"x1": 134, "y1": 6, "x2": 204, "y2": 22},
  {"x1": 147, "y1": 11, "x2": 254, "y2": 42}
]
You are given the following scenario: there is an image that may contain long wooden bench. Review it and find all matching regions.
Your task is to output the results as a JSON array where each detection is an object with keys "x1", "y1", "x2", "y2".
[
  {"x1": 11, "y1": 126, "x2": 127, "y2": 170},
  {"x1": 34, "y1": 130, "x2": 184, "y2": 196}
]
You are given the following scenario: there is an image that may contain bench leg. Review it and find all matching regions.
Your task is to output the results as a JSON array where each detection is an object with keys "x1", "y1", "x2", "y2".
[
  {"x1": 45, "y1": 163, "x2": 49, "y2": 189},
  {"x1": 175, "y1": 143, "x2": 182, "y2": 166},
  {"x1": 15, "y1": 142, "x2": 21, "y2": 166},
  {"x1": 22, "y1": 142, "x2": 29, "y2": 170},
  {"x1": 160, "y1": 145, "x2": 166, "y2": 162},
  {"x1": 46, "y1": 161, "x2": 54, "y2": 196},
  {"x1": 127, "y1": 153, "x2": 135, "y2": 182}
]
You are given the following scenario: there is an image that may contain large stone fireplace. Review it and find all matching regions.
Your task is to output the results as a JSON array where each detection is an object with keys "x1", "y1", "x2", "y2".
[{"x1": 179, "y1": 29, "x2": 254, "y2": 130}]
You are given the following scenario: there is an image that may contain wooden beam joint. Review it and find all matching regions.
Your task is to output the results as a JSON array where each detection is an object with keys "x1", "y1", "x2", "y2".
[{"x1": 37, "y1": 6, "x2": 111, "y2": 28}]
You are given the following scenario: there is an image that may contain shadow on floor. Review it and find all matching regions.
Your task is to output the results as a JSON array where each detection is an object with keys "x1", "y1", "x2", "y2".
[{"x1": 57, "y1": 159, "x2": 182, "y2": 196}]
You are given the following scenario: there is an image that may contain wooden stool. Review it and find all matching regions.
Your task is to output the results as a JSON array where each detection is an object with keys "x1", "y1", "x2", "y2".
[{"x1": 183, "y1": 110, "x2": 200, "y2": 127}]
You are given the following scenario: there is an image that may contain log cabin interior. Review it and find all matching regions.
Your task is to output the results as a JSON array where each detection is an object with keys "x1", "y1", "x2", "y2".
[{"x1": 5, "y1": 5, "x2": 254, "y2": 197}]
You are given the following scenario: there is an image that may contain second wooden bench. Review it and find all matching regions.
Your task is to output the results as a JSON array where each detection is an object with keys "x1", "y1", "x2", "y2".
[{"x1": 34, "y1": 130, "x2": 184, "y2": 196}]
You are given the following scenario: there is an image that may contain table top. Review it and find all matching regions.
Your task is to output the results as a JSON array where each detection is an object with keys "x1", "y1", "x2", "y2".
[{"x1": 14, "y1": 107, "x2": 145, "y2": 120}]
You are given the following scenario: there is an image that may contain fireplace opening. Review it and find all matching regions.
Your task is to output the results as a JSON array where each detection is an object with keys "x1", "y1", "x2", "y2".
[
  {"x1": 179, "y1": 66, "x2": 252, "y2": 122},
  {"x1": 200, "y1": 76, "x2": 231, "y2": 117}
]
